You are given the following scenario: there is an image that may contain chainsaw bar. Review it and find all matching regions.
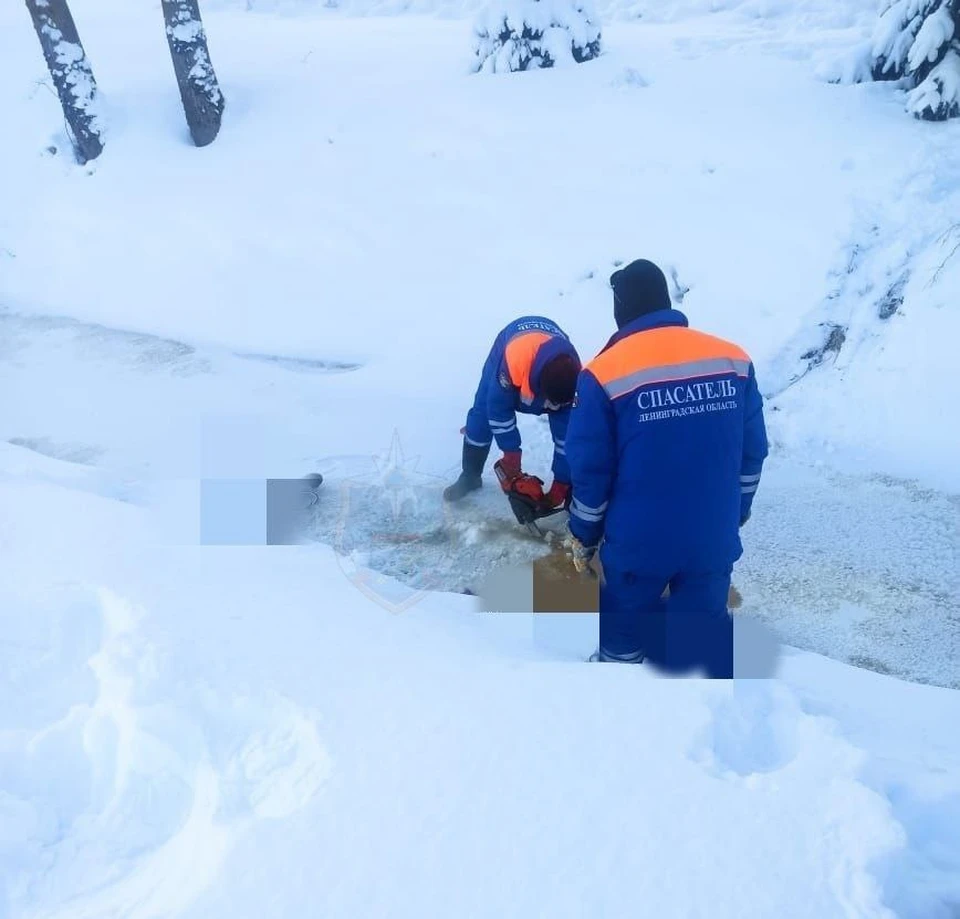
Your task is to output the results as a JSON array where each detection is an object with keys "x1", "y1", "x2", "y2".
[{"x1": 507, "y1": 493, "x2": 566, "y2": 540}]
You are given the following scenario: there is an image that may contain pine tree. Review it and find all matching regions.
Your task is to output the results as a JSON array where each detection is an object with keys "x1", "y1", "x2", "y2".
[
  {"x1": 473, "y1": 0, "x2": 601, "y2": 74},
  {"x1": 24, "y1": 0, "x2": 104, "y2": 164},
  {"x1": 161, "y1": 0, "x2": 225, "y2": 146},
  {"x1": 871, "y1": 0, "x2": 960, "y2": 121}
]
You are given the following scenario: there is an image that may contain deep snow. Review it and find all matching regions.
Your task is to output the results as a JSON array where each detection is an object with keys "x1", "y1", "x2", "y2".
[
  {"x1": 2, "y1": 0, "x2": 960, "y2": 916},
  {"x1": 2, "y1": 451, "x2": 960, "y2": 918}
]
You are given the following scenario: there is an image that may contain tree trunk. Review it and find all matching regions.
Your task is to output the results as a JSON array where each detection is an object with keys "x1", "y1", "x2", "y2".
[
  {"x1": 24, "y1": 0, "x2": 104, "y2": 165},
  {"x1": 161, "y1": 0, "x2": 225, "y2": 147}
]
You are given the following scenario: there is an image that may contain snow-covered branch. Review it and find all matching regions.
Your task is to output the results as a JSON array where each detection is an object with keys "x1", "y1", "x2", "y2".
[
  {"x1": 473, "y1": 0, "x2": 601, "y2": 73},
  {"x1": 869, "y1": 0, "x2": 960, "y2": 121}
]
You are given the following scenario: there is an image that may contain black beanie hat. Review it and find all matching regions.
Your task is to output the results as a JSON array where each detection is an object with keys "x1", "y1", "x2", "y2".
[
  {"x1": 539, "y1": 353, "x2": 581, "y2": 405},
  {"x1": 610, "y1": 259, "x2": 672, "y2": 329}
]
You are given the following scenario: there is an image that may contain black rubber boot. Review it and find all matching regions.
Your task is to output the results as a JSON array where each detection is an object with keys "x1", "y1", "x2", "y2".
[{"x1": 443, "y1": 440, "x2": 490, "y2": 502}]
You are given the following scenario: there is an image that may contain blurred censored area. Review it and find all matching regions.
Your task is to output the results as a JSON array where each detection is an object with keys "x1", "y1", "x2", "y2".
[
  {"x1": 476, "y1": 558, "x2": 783, "y2": 679},
  {"x1": 200, "y1": 479, "x2": 781, "y2": 678},
  {"x1": 200, "y1": 478, "x2": 319, "y2": 546}
]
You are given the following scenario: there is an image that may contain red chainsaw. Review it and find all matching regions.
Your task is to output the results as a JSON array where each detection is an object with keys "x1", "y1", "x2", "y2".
[{"x1": 493, "y1": 459, "x2": 568, "y2": 538}]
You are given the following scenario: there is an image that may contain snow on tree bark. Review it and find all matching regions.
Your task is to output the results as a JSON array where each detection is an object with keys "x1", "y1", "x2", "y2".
[
  {"x1": 161, "y1": 0, "x2": 225, "y2": 147},
  {"x1": 24, "y1": 0, "x2": 104, "y2": 165},
  {"x1": 869, "y1": 0, "x2": 960, "y2": 121},
  {"x1": 473, "y1": 0, "x2": 601, "y2": 74}
]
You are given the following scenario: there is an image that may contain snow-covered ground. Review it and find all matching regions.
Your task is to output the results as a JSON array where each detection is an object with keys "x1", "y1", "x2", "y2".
[
  {"x1": 3, "y1": 303, "x2": 957, "y2": 686},
  {"x1": 2, "y1": 0, "x2": 960, "y2": 916},
  {"x1": 3, "y1": 455, "x2": 960, "y2": 918}
]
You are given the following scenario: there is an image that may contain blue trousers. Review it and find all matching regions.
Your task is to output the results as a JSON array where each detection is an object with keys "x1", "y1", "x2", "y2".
[
  {"x1": 463, "y1": 348, "x2": 500, "y2": 449},
  {"x1": 599, "y1": 565, "x2": 734, "y2": 678}
]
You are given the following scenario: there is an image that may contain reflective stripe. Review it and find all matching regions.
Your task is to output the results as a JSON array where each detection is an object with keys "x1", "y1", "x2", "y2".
[
  {"x1": 571, "y1": 506, "x2": 604, "y2": 523},
  {"x1": 587, "y1": 325, "x2": 751, "y2": 388},
  {"x1": 603, "y1": 358, "x2": 751, "y2": 400},
  {"x1": 740, "y1": 473, "x2": 762, "y2": 484},
  {"x1": 491, "y1": 424, "x2": 517, "y2": 435},
  {"x1": 554, "y1": 445, "x2": 566, "y2": 456},
  {"x1": 554, "y1": 439, "x2": 566, "y2": 447},
  {"x1": 570, "y1": 497, "x2": 607, "y2": 522},
  {"x1": 464, "y1": 435, "x2": 492, "y2": 447},
  {"x1": 741, "y1": 484, "x2": 759, "y2": 495},
  {"x1": 572, "y1": 497, "x2": 608, "y2": 515},
  {"x1": 489, "y1": 419, "x2": 515, "y2": 430}
]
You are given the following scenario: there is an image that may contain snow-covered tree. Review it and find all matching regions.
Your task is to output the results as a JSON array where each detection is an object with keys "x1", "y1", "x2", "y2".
[
  {"x1": 24, "y1": 0, "x2": 104, "y2": 164},
  {"x1": 161, "y1": 0, "x2": 225, "y2": 146},
  {"x1": 473, "y1": 0, "x2": 601, "y2": 74},
  {"x1": 870, "y1": 0, "x2": 960, "y2": 121}
]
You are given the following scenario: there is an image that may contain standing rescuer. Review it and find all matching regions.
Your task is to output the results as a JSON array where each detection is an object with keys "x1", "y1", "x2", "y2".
[
  {"x1": 565, "y1": 260, "x2": 769, "y2": 676},
  {"x1": 444, "y1": 316, "x2": 581, "y2": 511}
]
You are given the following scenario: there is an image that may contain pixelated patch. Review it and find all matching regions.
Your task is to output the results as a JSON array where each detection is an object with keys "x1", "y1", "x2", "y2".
[
  {"x1": 572, "y1": 392, "x2": 579, "y2": 408},
  {"x1": 499, "y1": 371, "x2": 511, "y2": 389}
]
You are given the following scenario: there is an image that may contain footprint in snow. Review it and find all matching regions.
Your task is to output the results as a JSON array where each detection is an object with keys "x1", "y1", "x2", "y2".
[
  {"x1": 5, "y1": 587, "x2": 331, "y2": 919},
  {"x1": 689, "y1": 681, "x2": 802, "y2": 779}
]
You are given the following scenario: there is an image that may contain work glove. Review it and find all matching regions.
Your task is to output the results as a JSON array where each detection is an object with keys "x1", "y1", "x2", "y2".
[
  {"x1": 566, "y1": 533, "x2": 598, "y2": 574},
  {"x1": 498, "y1": 451, "x2": 522, "y2": 483},
  {"x1": 494, "y1": 451, "x2": 523, "y2": 493},
  {"x1": 542, "y1": 481, "x2": 571, "y2": 512}
]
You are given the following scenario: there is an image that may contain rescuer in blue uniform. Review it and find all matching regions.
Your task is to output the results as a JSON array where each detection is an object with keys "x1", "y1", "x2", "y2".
[
  {"x1": 444, "y1": 316, "x2": 581, "y2": 508},
  {"x1": 565, "y1": 260, "x2": 768, "y2": 676}
]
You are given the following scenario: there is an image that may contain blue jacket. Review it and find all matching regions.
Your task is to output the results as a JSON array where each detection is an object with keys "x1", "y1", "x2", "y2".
[
  {"x1": 474, "y1": 317, "x2": 579, "y2": 483},
  {"x1": 565, "y1": 310, "x2": 768, "y2": 572}
]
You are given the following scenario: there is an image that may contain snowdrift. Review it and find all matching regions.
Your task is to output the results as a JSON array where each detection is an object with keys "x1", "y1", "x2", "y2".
[{"x1": 2, "y1": 445, "x2": 960, "y2": 918}]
